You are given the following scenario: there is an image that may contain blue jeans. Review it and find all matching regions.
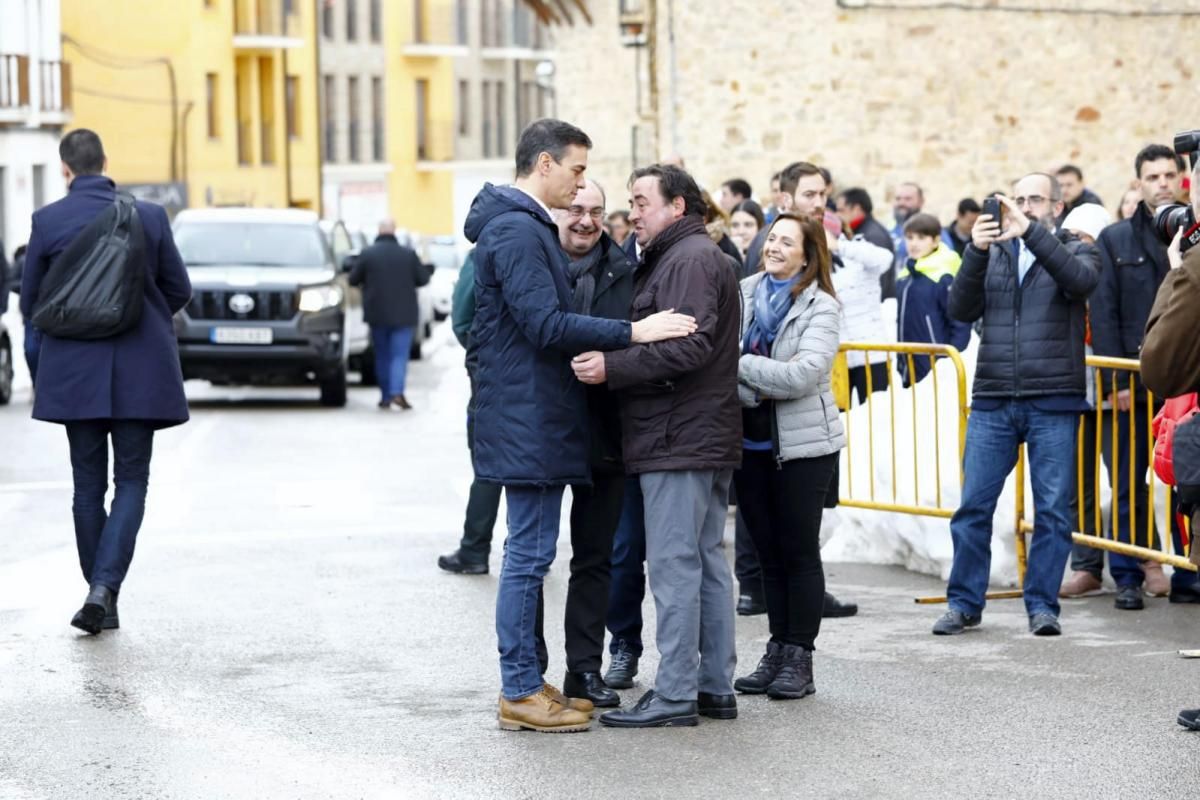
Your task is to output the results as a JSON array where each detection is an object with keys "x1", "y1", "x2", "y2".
[
  {"x1": 24, "y1": 324, "x2": 42, "y2": 386},
  {"x1": 497, "y1": 484, "x2": 564, "y2": 700},
  {"x1": 606, "y1": 477, "x2": 646, "y2": 657},
  {"x1": 64, "y1": 420, "x2": 156, "y2": 593},
  {"x1": 370, "y1": 326, "x2": 414, "y2": 402},
  {"x1": 948, "y1": 401, "x2": 1077, "y2": 619}
]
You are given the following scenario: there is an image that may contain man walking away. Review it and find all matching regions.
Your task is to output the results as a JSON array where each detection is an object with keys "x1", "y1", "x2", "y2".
[
  {"x1": 465, "y1": 119, "x2": 696, "y2": 733},
  {"x1": 933, "y1": 172, "x2": 1099, "y2": 637},
  {"x1": 573, "y1": 164, "x2": 742, "y2": 728},
  {"x1": 20, "y1": 129, "x2": 192, "y2": 634},
  {"x1": 350, "y1": 220, "x2": 431, "y2": 410}
]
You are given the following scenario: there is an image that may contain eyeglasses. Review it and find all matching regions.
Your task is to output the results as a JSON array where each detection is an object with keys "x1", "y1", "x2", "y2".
[
  {"x1": 1014, "y1": 195, "x2": 1048, "y2": 208},
  {"x1": 567, "y1": 206, "x2": 604, "y2": 221}
]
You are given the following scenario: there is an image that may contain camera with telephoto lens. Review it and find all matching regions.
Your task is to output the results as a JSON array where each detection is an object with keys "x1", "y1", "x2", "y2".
[{"x1": 1153, "y1": 129, "x2": 1200, "y2": 253}]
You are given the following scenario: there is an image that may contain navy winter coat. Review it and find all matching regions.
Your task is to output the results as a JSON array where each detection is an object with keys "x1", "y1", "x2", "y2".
[
  {"x1": 464, "y1": 184, "x2": 632, "y2": 486},
  {"x1": 948, "y1": 223, "x2": 1099, "y2": 400},
  {"x1": 20, "y1": 175, "x2": 192, "y2": 428},
  {"x1": 1088, "y1": 203, "x2": 1169, "y2": 392},
  {"x1": 348, "y1": 233, "x2": 431, "y2": 328},
  {"x1": 896, "y1": 244, "x2": 971, "y2": 386}
]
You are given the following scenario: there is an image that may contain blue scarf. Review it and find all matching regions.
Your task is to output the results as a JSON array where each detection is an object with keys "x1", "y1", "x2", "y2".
[{"x1": 743, "y1": 275, "x2": 799, "y2": 356}]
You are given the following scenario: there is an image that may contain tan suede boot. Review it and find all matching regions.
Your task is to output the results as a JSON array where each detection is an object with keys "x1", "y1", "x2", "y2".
[
  {"x1": 498, "y1": 689, "x2": 592, "y2": 733},
  {"x1": 543, "y1": 682, "x2": 594, "y2": 714}
]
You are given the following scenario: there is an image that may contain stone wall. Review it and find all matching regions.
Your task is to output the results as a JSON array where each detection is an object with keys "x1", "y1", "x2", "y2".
[{"x1": 552, "y1": 0, "x2": 1200, "y2": 223}]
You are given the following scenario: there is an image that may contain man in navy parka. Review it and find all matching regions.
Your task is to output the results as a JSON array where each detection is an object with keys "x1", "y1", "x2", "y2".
[{"x1": 464, "y1": 118, "x2": 695, "y2": 733}]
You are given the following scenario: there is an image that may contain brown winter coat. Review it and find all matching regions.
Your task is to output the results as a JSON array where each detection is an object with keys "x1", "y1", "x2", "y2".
[
  {"x1": 1141, "y1": 245, "x2": 1200, "y2": 398},
  {"x1": 604, "y1": 215, "x2": 743, "y2": 474}
]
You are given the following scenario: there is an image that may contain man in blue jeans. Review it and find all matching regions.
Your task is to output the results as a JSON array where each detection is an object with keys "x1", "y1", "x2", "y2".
[
  {"x1": 21, "y1": 130, "x2": 192, "y2": 634},
  {"x1": 934, "y1": 172, "x2": 1099, "y2": 637},
  {"x1": 463, "y1": 119, "x2": 696, "y2": 733}
]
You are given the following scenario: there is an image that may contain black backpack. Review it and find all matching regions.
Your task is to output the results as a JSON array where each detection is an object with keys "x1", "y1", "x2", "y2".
[{"x1": 32, "y1": 192, "x2": 145, "y2": 340}]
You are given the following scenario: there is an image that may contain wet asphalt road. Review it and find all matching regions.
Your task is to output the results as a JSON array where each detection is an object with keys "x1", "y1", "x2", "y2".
[{"x1": 1, "y1": 319, "x2": 1198, "y2": 799}]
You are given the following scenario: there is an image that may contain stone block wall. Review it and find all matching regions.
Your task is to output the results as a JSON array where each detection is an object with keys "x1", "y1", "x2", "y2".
[{"x1": 551, "y1": 0, "x2": 1200, "y2": 223}]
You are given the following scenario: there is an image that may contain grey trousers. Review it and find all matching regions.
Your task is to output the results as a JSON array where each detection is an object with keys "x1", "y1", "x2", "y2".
[{"x1": 640, "y1": 469, "x2": 737, "y2": 701}]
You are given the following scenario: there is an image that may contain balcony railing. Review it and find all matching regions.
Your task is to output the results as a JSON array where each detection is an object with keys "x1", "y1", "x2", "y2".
[
  {"x1": 234, "y1": 0, "x2": 300, "y2": 39},
  {"x1": 40, "y1": 60, "x2": 71, "y2": 112},
  {"x1": 408, "y1": 4, "x2": 466, "y2": 49},
  {"x1": 0, "y1": 54, "x2": 30, "y2": 110}
]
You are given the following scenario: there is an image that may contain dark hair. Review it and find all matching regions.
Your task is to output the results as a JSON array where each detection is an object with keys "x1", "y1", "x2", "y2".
[
  {"x1": 1056, "y1": 164, "x2": 1083, "y2": 181},
  {"x1": 722, "y1": 178, "x2": 752, "y2": 200},
  {"x1": 903, "y1": 212, "x2": 943, "y2": 239},
  {"x1": 731, "y1": 199, "x2": 765, "y2": 229},
  {"x1": 779, "y1": 161, "x2": 823, "y2": 196},
  {"x1": 818, "y1": 167, "x2": 832, "y2": 187},
  {"x1": 514, "y1": 118, "x2": 592, "y2": 178},
  {"x1": 759, "y1": 213, "x2": 836, "y2": 301},
  {"x1": 59, "y1": 129, "x2": 106, "y2": 176},
  {"x1": 957, "y1": 198, "x2": 981, "y2": 215},
  {"x1": 1135, "y1": 143, "x2": 1185, "y2": 178},
  {"x1": 628, "y1": 164, "x2": 706, "y2": 218},
  {"x1": 838, "y1": 187, "x2": 873, "y2": 215},
  {"x1": 770, "y1": 171, "x2": 782, "y2": 183},
  {"x1": 606, "y1": 209, "x2": 630, "y2": 224}
]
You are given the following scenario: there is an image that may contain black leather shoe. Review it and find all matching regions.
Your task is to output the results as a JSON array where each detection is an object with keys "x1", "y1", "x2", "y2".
[
  {"x1": 437, "y1": 549, "x2": 488, "y2": 575},
  {"x1": 563, "y1": 671, "x2": 620, "y2": 708},
  {"x1": 698, "y1": 692, "x2": 737, "y2": 720},
  {"x1": 932, "y1": 609, "x2": 981, "y2": 636},
  {"x1": 734, "y1": 641, "x2": 783, "y2": 694},
  {"x1": 604, "y1": 640, "x2": 639, "y2": 689},
  {"x1": 1169, "y1": 583, "x2": 1200, "y2": 604},
  {"x1": 1115, "y1": 585, "x2": 1145, "y2": 610},
  {"x1": 599, "y1": 690, "x2": 697, "y2": 728},
  {"x1": 822, "y1": 591, "x2": 858, "y2": 618},
  {"x1": 1179, "y1": 707, "x2": 1200, "y2": 731},
  {"x1": 102, "y1": 593, "x2": 119, "y2": 630},
  {"x1": 71, "y1": 584, "x2": 113, "y2": 635},
  {"x1": 736, "y1": 583, "x2": 766, "y2": 616}
]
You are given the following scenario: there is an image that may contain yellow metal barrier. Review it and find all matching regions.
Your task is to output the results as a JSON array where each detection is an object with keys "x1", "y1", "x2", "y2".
[
  {"x1": 836, "y1": 346, "x2": 1197, "y2": 607},
  {"x1": 1013, "y1": 355, "x2": 1198, "y2": 576},
  {"x1": 836, "y1": 342, "x2": 969, "y2": 524}
]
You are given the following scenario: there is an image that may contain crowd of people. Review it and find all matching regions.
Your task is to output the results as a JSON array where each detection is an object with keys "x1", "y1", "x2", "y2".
[
  {"x1": 11, "y1": 122, "x2": 1198, "y2": 735},
  {"x1": 436, "y1": 118, "x2": 1200, "y2": 733}
]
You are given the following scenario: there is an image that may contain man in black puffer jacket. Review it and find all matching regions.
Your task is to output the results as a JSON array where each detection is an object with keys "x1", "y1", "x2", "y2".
[{"x1": 932, "y1": 172, "x2": 1099, "y2": 639}]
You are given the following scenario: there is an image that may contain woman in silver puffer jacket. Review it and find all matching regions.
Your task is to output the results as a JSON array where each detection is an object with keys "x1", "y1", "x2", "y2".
[{"x1": 732, "y1": 212, "x2": 845, "y2": 701}]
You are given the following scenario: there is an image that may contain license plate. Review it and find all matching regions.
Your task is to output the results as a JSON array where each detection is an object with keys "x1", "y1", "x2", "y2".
[{"x1": 211, "y1": 327, "x2": 273, "y2": 345}]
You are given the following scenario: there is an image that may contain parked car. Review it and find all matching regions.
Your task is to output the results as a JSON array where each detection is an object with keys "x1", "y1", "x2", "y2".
[
  {"x1": 172, "y1": 208, "x2": 368, "y2": 407},
  {"x1": 320, "y1": 222, "x2": 434, "y2": 373},
  {"x1": 418, "y1": 235, "x2": 461, "y2": 321}
]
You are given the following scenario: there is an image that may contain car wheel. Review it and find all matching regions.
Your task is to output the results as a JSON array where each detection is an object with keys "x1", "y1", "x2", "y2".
[
  {"x1": 319, "y1": 367, "x2": 348, "y2": 407},
  {"x1": 0, "y1": 338, "x2": 12, "y2": 406},
  {"x1": 410, "y1": 336, "x2": 423, "y2": 361}
]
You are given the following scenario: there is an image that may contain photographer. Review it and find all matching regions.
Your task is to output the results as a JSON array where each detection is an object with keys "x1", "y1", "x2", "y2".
[
  {"x1": 1140, "y1": 145, "x2": 1200, "y2": 733},
  {"x1": 1080, "y1": 144, "x2": 1197, "y2": 607}
]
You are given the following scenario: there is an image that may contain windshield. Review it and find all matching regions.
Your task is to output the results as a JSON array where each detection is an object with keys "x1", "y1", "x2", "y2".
[{"x1": 174, "y1": 222, "x2": 330, "y2": 267}]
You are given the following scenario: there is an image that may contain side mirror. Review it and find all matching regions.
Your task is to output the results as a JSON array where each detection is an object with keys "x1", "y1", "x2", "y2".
[{"x1": 341, "y1": 254, "x2": 358, "y2": 273}]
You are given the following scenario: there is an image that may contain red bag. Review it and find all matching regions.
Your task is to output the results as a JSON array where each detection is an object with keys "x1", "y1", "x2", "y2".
[{"x1": 1152, "y1": 393, "x2": 1200, "y2": 485}]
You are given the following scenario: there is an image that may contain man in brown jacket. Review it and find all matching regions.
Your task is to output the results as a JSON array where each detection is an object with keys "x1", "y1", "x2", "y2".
[
  {"x1": 572, "y1": 164, "x2": 742, "y2": 728},
  {"x1": 1139, "y1": 167, "x2": 1200, "y2": 732}
]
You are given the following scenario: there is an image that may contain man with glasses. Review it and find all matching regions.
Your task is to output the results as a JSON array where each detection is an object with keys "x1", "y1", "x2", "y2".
[
  {"x1": 933, "y1": 172, "x2": 1099, "y2": 637},
  {"x1": 530, "y1": 179, "x2": 637, "y2": 708},
  {"x1": 1084, "y1": 144, "x2": 1200, "y2": 607}
]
